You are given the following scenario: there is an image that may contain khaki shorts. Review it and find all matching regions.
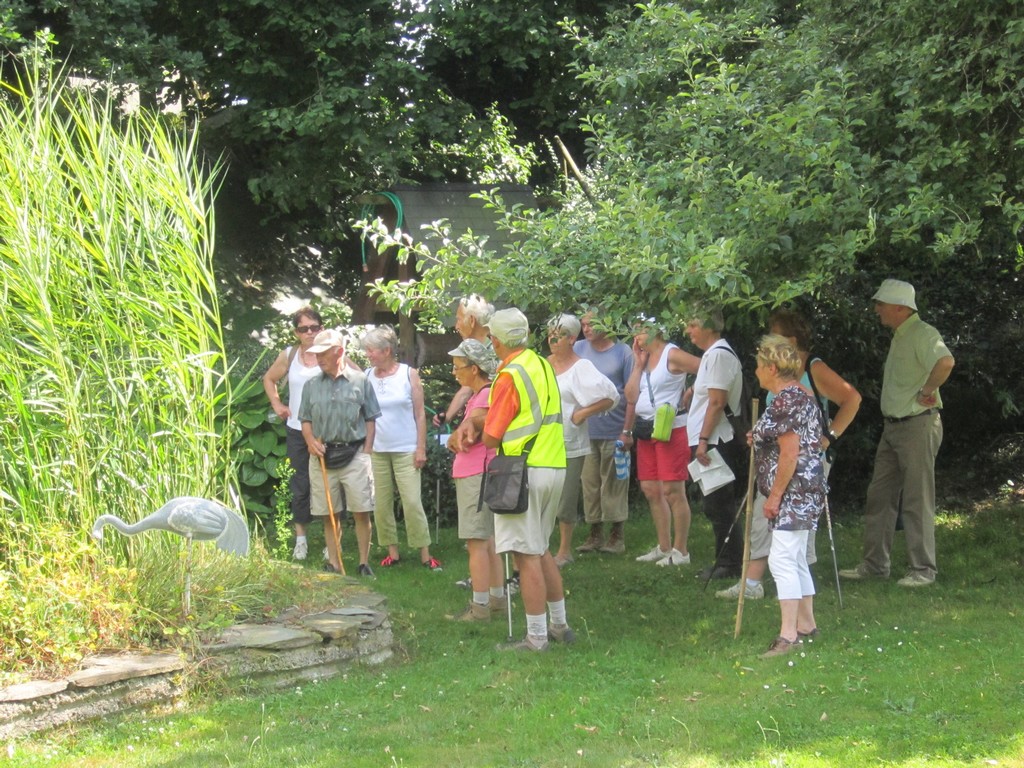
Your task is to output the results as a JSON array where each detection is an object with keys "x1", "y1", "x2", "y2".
[
  {"x1": 456, "y1": 474, "x2": 495, "y2": 540},
  {"x1": 494, "y1": 466, "x2": 563, "y2": 556},
  {"x1": 309, "y1": 451, "x2": 375, "y2": 515}
]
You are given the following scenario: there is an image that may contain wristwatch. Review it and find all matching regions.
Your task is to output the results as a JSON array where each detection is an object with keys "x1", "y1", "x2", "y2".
[{"x1": 621, "y1": 429, "x2": 632, "y2": 436}]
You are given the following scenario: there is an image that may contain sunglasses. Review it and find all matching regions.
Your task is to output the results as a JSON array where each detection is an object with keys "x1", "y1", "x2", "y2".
[{"x1": 296, "y1": 324, "x2": 322, "y2": 334}]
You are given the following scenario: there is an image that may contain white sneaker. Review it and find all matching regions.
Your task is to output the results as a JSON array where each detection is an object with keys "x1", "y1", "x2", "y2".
[
  {"x1": 292, "y1": 539, "x2": 308, "y2": 560},
  {"x1": 714, "y1": 580, "x2": 765, "y2": 600},
  {"x1": 897, "y1": 571, "x2": 934, "y2": 588},
  {"x1": 655, "y1": 548, "x2": 691, "y2": 567},
  {"x1": 636, "y1": 545, "x2": 671, "y2": 562}
]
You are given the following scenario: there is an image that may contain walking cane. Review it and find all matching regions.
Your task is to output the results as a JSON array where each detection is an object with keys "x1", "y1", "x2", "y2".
[
  {"x1": 504, "y1": 552, "x2": 514, "y2": 642},
  {"x1": 319, "y1": 454, "x2": 346, "y2": 576},
  {"x1": 702, "y1": 490, "x2": 749, "y2": 592},
  {"x1": 823, "y1": 496, "x2": 843, "y2": 609},
  {"x1": 435, "y1": 413, "x2": 445, "y2": 541},
  {"x1": 734, "y1": 400, "x2": 759, "y2": 639}
]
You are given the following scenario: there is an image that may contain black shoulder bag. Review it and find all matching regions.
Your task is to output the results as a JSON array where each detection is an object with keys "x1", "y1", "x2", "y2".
[{"x1": 481, "y1": 435, "x2": 538, "y2": 515}]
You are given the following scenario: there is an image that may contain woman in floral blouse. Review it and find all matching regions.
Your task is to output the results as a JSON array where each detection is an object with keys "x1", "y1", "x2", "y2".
[{"x1": 752, "y1": 335, "x2": 827, "y2": 658}]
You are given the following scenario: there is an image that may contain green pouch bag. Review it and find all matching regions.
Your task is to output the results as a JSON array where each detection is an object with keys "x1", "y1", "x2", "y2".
[{"x1": 652, "y1": 403, "x2": 675, "y2": 442}]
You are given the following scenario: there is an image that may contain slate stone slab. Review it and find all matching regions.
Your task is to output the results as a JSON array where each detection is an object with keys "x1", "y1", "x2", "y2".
[
  {"x1": 0, "y1": 680, "x2": 68, "y2": 702},
  {"x1": 343, "y1": 592, "x2": 388, "y2": 610},
  {"x1": 300, "y1": 613, "x2": 363, "y2": 641},
  {"x1": 210, "y1": 623, "x2": 321, "y2": 652},
  {"x1": 68, "y1": 652, "x2": 184, "y2": 688},
  {"x1": 329, "y1": 607, "x2": 387, "y2": 630}
]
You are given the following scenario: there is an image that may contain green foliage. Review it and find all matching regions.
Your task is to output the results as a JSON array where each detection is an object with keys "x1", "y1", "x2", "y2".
[
  {"x1": 0, "y1": 524, "x2": 139, "y2": 674},
  {"x1": 0, "y1": 46, "x2": 244, "y2": 671},
  {"x1": 3, "y1": 0, "x2": 604, "y2": 235},
  {"x1": 270, "y1": 460, "x2": 295, "y2": 560},
  {"x1": 0, "y1": 49, "x2": 231, "y2": 533},
  {"x1": 420, "y1": 422, "x2": 457, "y2": 530},
  {"x1": 363, "y1": 3, "x2": 879, "y2": 334},
  {"x1": 221, "y1": 376, "x2": 287, "y2": 521}
]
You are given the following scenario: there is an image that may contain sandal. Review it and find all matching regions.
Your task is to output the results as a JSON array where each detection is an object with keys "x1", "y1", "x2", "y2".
[{"x1": 380, "y1": 555, "x2": 401, "y2": 567}]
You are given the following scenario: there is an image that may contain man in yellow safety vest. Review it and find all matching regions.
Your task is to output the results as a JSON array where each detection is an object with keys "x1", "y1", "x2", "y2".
[{"x1": 468, "y1": 308, "x2": 575, "y2": 652}]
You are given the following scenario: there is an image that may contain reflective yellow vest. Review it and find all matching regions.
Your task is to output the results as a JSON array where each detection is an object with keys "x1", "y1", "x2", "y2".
[{"x1": 492, "y1": 349, "x2": 565, "y2": 468}]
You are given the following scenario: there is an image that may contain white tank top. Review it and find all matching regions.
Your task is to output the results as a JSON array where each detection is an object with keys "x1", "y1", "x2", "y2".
[
  {"x1": 366, "y1": 363, "x2": 417, "y2": 452},
  {"x1": 635, "y1": 342, "x2": 688, "y2": 429},
  {"x1": 286, "y1": 346, "x2": 323, "y2": 431}
]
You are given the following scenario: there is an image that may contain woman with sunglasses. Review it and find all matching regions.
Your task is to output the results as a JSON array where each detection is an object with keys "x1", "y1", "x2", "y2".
[{"x1": 262, "y1": 307, "x2": 326, "y2": 560}]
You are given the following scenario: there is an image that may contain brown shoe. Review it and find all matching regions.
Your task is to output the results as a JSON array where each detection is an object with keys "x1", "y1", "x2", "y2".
[
  {"x1": 489, "y1": 595, "x2": 508, "y2": 615},
  {"x1": 450, "y1": 602, "x2": 490, "y2": 622},
  {"x1": 760, "y1": 635, "x2": 801, "y2": 659},
  {"x1": 497, "y1": 636, "x2": 548, "y2": 652},
  {"x1": 599, "y1": 522, "x2": 625, "y2": 554},
  {"x1": 576, "y1": 524, "x2": 605, "y2": 552}
]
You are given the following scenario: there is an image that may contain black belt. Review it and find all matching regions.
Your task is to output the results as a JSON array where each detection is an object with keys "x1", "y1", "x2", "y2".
[
  {"x1": 884, "y1": 408, "x2": 936, "y2": 424},
  {"x1": 325, "y1": 440, "x2": 362, "y2": 449}
]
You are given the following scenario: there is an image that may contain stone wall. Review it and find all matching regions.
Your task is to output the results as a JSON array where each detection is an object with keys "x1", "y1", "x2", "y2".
[{"x1": 0, "y1": 592, "x2": 392, "y2": 739}]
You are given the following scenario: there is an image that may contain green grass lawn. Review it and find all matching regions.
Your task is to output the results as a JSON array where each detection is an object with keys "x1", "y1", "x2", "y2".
[{"x1": 9, "y1": 501, "x2": 1024, "y2": 767}]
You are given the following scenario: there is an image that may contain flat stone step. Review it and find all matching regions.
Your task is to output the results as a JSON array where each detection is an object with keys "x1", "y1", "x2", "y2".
[
  {"x1": 1, "y1": 591, "x2": 393, "y2": 740},
  {"x1": 206, "y1": 624, "x2": 322, "y2": 654},
  {"x1": 69, "y1": 652, "x2": 184, "y2": 688}
]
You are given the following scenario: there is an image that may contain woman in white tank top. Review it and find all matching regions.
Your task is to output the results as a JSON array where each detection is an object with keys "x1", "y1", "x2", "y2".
[
  {"x1": 361, "y1": 326, "x2": 441, "y2": 570},
  {"x1": 623, "y1": 321, "x2": 700, "y2": 568}
]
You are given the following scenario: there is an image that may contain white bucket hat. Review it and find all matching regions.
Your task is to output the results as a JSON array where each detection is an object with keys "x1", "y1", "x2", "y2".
[{"x1": 872, "y1": 279, "x2": 917, "y2": 310}]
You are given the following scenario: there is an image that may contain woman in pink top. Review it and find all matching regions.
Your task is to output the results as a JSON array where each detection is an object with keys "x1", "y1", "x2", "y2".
[{"x1": 445, "y1": 338, "x2": 507, "y2": 622}]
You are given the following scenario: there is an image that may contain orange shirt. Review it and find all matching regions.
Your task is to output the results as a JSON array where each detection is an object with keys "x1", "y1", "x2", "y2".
[{"x1": 483, "y1": 349, "x2": 524, "y2": 443}]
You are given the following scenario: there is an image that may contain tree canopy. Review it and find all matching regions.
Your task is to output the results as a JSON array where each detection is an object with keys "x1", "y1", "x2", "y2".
[
  {"x1": 2, "y1": 0, "x2": 625, "y2": 237},
  {"x1": 4, "y1": 0, "x2": 1023, "y2": 433},
  {"x1": 361, "y1": 0, "x2": 1023, "y2": 443},
  {"x1": 370, "y1": 0, "x2": 1022, "y2": 315}
]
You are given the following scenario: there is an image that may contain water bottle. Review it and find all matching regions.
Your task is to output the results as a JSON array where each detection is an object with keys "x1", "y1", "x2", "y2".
[{"x1": 614, "y1": 440, "x2": 630, "y2": 480}]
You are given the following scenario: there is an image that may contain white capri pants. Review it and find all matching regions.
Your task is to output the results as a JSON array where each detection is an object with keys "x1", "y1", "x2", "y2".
[{"x1": 768, "y1": 529, "x2": 816, "y2": 601}]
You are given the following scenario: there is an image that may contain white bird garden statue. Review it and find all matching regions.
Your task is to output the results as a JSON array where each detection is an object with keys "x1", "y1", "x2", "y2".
[
  {"x1": 91, "y1": 497, "x2": 250, "y2": 617},
  {"x1": 91, "y1": 496, "x2": 250, "y2": 556}
]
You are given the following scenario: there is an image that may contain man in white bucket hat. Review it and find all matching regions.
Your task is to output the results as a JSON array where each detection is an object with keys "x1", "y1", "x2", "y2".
[{"x1": 840, "y1": 279, "x2": 955, "y2": 587}]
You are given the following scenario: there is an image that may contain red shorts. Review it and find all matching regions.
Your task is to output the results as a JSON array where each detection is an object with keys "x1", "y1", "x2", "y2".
[{"x1": 636, "y1": 426, "x2": 690, "y2": 482}]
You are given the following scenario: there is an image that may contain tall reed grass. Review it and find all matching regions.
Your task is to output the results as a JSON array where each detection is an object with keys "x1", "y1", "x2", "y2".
[{"x1": 0, "y1": 48, "x2": 240, "y2": 674}]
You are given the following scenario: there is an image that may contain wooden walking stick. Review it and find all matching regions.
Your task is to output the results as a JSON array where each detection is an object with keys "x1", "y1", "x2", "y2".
[
  {"x1": 319, "y1": 454, "x2": 346, "y2": 576},
  {"x1": 734, "y1": 399, "x2": 759, "y2": 639}
]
